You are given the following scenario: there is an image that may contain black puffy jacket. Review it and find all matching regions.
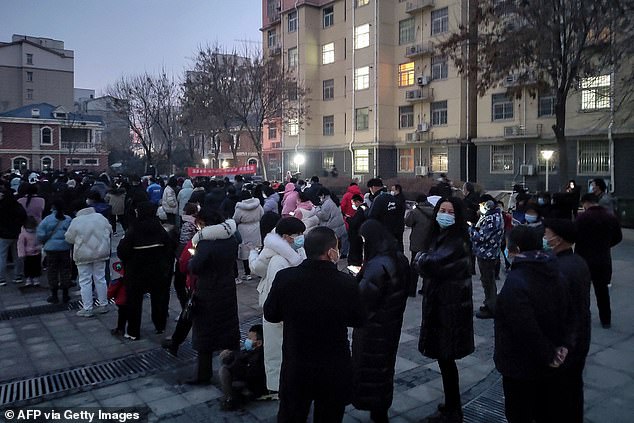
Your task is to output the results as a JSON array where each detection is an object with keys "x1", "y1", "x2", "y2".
[
  {"x1": 416, "y1": 229, "x2": 474, "y2": 360},
  {"x1": 352, "y1": 252, "x2": 410, "y2": 410},
  {"x1": 0, "y1": 195, "x2": 27, "y2": 239}
]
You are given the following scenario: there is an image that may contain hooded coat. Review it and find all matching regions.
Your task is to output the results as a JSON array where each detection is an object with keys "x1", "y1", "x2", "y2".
[
  {"x1": 189, "y1": 219, "x2": 240, "y2": 353},
  {"x1": 281, "y1": 183, "x2": 300, "y2": 217},
  {"x1": 105, "y1": 187, "x2": 126, "y2": 216},
  {"x1": 263, "y1": 192, "x2": 281, "y2": 214},
  {"x1": 405, "y1": 202, "x2": 435, "y2": 253},
  {"x1": 317, "y1": 195, "x2": 346, "y2": 238},
  {"x1": 64, "y1": 207, "x2": 112, "y2": 265},
  {"x1": 37, "y1": 213, "x2": 72, "y2": 252},
  {"x1": 161, "y1": 185, "x2": 178, "y2": 215},
  {"x1": 341, "y1": 184, "x2": 362, "y2": 221},
  {"x1": 177, "y1": 180, "x2": 194, "y2": 216},
  {"x1": 233, "y1": 197, "x2": 264, "y2": 259}
]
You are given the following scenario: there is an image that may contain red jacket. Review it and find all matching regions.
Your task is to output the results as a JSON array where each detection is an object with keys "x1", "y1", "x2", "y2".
[
  {"x1": 341, "y1": 184, "x2": 362, "y2": 229},
  {"x1": 179, "y1": 239, "x2": 198, "y2": 290},
  {"x1": 107, "y1": 278, "x2": 127, "y2": 306}
]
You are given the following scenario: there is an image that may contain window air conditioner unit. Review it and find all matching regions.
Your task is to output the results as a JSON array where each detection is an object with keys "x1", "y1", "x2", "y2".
[
  {"x1": 417, "y1": 122, "x2": 429, "y2": 132},
  {"x1": 519, "y1": 164, "x2": 534, "y2": 176},
  {"x1": 406, "y1": 45, "x2": 417, "y2": 56},
  {"x1": 415, "y1": 165, "x2": 428, "y2": 176},
  {"x1": 417, "y1": 75, "x2": 429, "y2": 86}
]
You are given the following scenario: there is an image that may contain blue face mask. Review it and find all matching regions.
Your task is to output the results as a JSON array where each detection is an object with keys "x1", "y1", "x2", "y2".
[
  {"x1": 244, "y1": 339, "x2": 255, "y2": 351},
  {"x1": 292, "y1": 234, "x2": 304, "y2": 250},
  {"x1": 537, "y1": 198, "x2": 546, "y2": 206},
  {"x1": 542, "y1": 237, "x2": 553, "y2": 252},
  {"x1": 436, "y1": 212, "x2": 455, "y2": 229},
  {"x1": 525, "y1": 214, "x2": 538, "y2": 223}
]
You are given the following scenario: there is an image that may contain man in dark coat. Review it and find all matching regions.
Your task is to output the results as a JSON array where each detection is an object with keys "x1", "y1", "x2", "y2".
[
  {"x1": 0, "y1": 186, "x2": 27, "y2": 285},
  {"x1": 304, "y1": 176, "x2": 323, "y2": 206},
  {"x1": 124, "y1": 175, "x2": 149, "y2": 227},
  {"x1": 366, "y1": 178, "x2": 405, "y2": 252},
  {"x1": 345, "y1": 194, "x2": 367, "y2": 266},
  {"x1": 544, "y1": 219, "x2": 591, "y2": 423},
  {"x1": 263, "y1": 227, "x2": 365, "y2": 423},
  {"x1": 404, "y1": 194, "x2": 434, "y2": 296},
  {"x1": 575, "y1": 193, "x2": 622, "y2": 328}
]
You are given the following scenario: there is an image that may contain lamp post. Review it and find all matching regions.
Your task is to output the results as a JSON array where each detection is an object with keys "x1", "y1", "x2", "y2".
[
  {"x1": 202, "y1": 157, "x2": 209, "y2": 168},
  {"x1": 541, "y1": 149, "x2": 554, "y2": 192},
  {"x1": 293, "y1": 153, "x2": 305, "y2": 174}
]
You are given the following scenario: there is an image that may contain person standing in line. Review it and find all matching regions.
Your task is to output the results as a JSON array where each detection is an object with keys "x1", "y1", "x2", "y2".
[
  {"x1": 18, "y1": 183, "x2": 45, "y2": 223},
  {"x1": 105, "y1": 182, "x2": 127, "y2": 234},
  {"x1": 543, "y1": 219, "x2": 591, "y2": 423},
  {"x1": 177, "y1": 179, "x2": 194, "y2": 222},
  {"x1": 366, "y1": 178, "x2": 405, "y2": 252},
  {"x1": 263, "y1": 227, "x2": 365, "y2": 423},
  {"x1": 0, "y1": 186, "x2": 27, "y2": 286},
  {"x1": 590, "y1": 178, "x2": 616, "y2": 214},
  {"x1": 37, "y1": 199, "x2": 72, "y2": 303},
  {"x1": 316, "y1": 188, "x2": 347, "y2": 252},
  {"x1": 17, "y1": 216, "x2": 42, "y2": 287},
  {"x1": 404, "y1": 194, "x2": 435, "y2": 296},
  {"x1": 352, "y1": 220, "x2": 410, "y2": 423},
  {"x1": 414, "y1": 197, "x2": 474, "y2": 423},
  {"x1": 146, "y1": 177, "x2": 163, "y2": 205},
  {"x1": 346, "y1": 194, "x2": 368, "y2": 267},
  {"x1": 575, "y1": 193, "x2": 622, "y2": 328},
  {"x1": 161, "y1": 176, "x2": 179, "y2": 225},
  {"x1": 65, "y1": 200, "x2": 112, "y2": 317},
  {"x1": 494, "y1": 226, "x2": 570, "y2": 423},
  {"x1": 233, "y1": 191, "x2": 264, "y2": 282},
  {"x1": 281, "y1": 182, "x2": 300, "y2": 217}
]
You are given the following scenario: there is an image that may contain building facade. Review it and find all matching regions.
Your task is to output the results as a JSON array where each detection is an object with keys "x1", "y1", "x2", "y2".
[
  {"x1": 0, "y1": 103, "x2": 107, "y2": 172},
  {"x1": 260, "y1": 0, "x2": 634, "y2": 201},
  {"x1": 0, "y1": 35, "x2": 74, "y2": 113}
]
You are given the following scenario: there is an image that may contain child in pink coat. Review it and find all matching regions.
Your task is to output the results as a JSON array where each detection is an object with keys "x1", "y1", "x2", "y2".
[{"x1": 17, "y1": 217, "x2": 43, "y2": 287}]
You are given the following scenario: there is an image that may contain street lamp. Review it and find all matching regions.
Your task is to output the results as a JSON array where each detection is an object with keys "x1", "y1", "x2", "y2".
[
  {"x1": 293, "y1": 153, "x2": 305, "y2": 173},
  {"x1": 541, "y1": 149, "x2": 554, "y2": 192},
  {"x1": 221, "y1": 160, "x2": 230, "y2": 169},
  {"x1": 202, "y1": 157, "x2": 209, "y2": 168}
]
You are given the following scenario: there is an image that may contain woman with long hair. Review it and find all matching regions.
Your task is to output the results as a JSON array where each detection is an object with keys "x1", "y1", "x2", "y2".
[{"x1": 415, "y1": 197, "x2": 474, "y2": 423}]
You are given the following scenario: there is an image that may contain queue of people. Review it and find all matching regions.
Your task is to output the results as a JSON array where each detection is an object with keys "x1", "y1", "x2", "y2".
[{"x1": 0, "y1": 168, "x2": 624, "y2": 423}]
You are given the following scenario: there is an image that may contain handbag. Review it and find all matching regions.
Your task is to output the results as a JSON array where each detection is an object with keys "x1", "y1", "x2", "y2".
[{"x1": 179, "y1": 288, "x2": 196, "y2": 324}]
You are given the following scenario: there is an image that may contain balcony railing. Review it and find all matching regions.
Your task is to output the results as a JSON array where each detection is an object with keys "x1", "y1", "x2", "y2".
[
  {"x1": 268, "y1": 12, "x2": 281, "y2": 24},
  {"x1": 61, "y1": 142, "x2": 99, "y2": 151},
  {"x1": 405, "y1": 131, "x2": 433, "y2": 143},
  {"x1": 405, "y1": 41, "x2": 435, "y2": 58},
  {"x1": 503, "y1": 124, "x2": 543, "y2": 138},
  {"x1": 406, "y1": 0, "x2": 434, "y2": 14},
  {"x1": 270, "y1": 45, "x2": 281, "y2": 56},
  {"x1": 405, "y1": 87, "x2": 434, "y2": 102}
]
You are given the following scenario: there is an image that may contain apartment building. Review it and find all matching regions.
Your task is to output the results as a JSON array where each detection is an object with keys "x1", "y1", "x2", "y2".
[
  {"x1": 0, "y1": 35, "x2": 74, "y2": 113},
  {"x1": 261, "y1": 0, "x2": 634, "y2": 200}
]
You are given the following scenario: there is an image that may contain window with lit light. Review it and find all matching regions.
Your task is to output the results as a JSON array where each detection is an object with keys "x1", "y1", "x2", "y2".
[
  {"x1": 354, "y1": 66, "x2": 370, "y2": 90},
  {"x1": 490, "y1": 145, "x2": 514, "y2": 173},
  {"x1": 354, "y1": 149, "x2": 370, "y2": 173},
  {"x1": 322, "y1": 43, "x2": 335, "y2": 64},
  {"x1": 354, "y1": 24, "x2": 370, "y2": 49},
  {"x1": 398, "y1": 62, "x2": 415, "y2": 87},
  {"x1": 431, "y1": 147, "x2": 448, "y2": 173},
  {"x1": 581, "y1": 75, "x2": 611, "y2": 110},
  {"x1": 288, "y1": 119, "x2": 299, "y2": 136}
]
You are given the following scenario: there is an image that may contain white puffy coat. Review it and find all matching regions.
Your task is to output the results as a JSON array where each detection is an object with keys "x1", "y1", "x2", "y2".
[
  {"x1": 161, "y1": 185, "x2": 178, "y2": 214},
  {"x1": 233, "y1": 197, "x2": 264, "y2": 259},
  {"x1": 64, "y1": 207, "x2": 112, "y2": 265}
]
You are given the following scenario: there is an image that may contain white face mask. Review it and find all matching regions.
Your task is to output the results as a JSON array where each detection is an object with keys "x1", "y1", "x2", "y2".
[{"x1": 390, "y1": 191, "x2": 395, "y2": 196}]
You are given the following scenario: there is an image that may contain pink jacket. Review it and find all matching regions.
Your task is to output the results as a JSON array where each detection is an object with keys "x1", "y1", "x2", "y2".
[
  {"x1": 281, "y1": 183, "x2": 300, "y2": 217},
  {"x1": 18, "y1": 227, "x2": 42, "y2": 257}
]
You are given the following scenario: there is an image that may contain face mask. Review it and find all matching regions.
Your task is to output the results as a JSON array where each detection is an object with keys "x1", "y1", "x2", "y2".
[
  {"x1": 436, "y1": 212, "x2": 455, "y2": 229},
  {"x1": 542, "y1": 237, "x2": 553, "y2": 252},
  {"x1": 86, "y1": 199, "x2": 92, "y2": 206},
  {"x1": 352, "y1": 204, "x2": 358, "y2": 210},
  {"x1": 329, "y1": 248, "x2": 340, "y2": 264},
  {"x1": 525, "y1": 214, "x2": 538, "y2": 223},
  {"x1": 244, "y1": 339, "x2": 255, "y2": 351},
  {"x1": 504, "y1": 248, "x2": 514, "y2": 264},
  {"x1": 479, "y1": 206, "x2": 487, "y2": 215},
  {"x1": 390, "y1": 191, "x2": 395, "y2": 196},
  {"x1": 292, "y1": 234, "x2": 304, "y2": 250},
  {"x1": 537, "y1": 198, "x2": 546, "y2": 206}
]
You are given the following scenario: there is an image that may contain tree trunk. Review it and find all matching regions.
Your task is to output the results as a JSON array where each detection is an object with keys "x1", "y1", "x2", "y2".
[
  {"x1": 553, "y1": 96, "x2": 569, "y2": 189},
  {"x1": 257, "y1": 148, "x2": 267, "y2": 181}
]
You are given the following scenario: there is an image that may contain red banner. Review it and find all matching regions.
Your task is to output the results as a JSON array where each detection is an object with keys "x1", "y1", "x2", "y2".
[{"x1": 187, "y1": 164, "x2": 257, "y2": 177}]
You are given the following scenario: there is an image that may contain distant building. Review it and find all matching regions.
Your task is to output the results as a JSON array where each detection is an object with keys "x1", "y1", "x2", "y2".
[
  {"x1": 0, "y1": 35, "x2": 74, "y2": 113},
  {"x1": 0, "y1": 103, "x2": 106, "y2": 172},
  {"x1": 74, "y1": 88, "x2": 95, "y2": 105}
]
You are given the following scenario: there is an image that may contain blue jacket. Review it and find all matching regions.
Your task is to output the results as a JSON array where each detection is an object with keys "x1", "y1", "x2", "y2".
[
  {"x1": 147, "y1": 183, "x2": 163, "y2": 205},
  {"x1": 470, "y1": 208, "x2": 504, "y2": 260},
  {"x1": 37, "y1": 213, "x2": 72, "y2": 252}
]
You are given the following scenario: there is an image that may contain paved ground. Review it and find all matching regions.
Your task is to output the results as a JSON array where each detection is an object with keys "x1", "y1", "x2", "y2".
[{"x1": 0, "y1": 227, "x2": 633, "y2": 422}]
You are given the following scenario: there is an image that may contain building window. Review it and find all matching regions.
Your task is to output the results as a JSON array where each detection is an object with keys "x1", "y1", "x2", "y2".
[
  {"x1": 491, "y1": 145, "x2": 514, "y2": 173},
  {"x1": 355, "y1": 108, "x2": 369, "y2": 131},
  {"x1": 288, "y1": 118, "x2": 299, "y2": 136},
  {"x1": 431, "y1": 100, "x2": 448, "y2": 126},
  {"x1": 581, "y1": 75, "x2": 611, "y2": 110},
  {"x1": 288, "y1": 11, "x2": 298, "y2": 33},
  {"x1": 84, "y1": 159, "x2": 99, "y2": 166},
  {"x1": 287, "y1": 83, "x2": 298, "y2": 101},
  {"x1": 399, "y1": 105, "x2": 414, "y2": 129},
  {"x1": 323, "y1": 79, "x2": 334, "y2": 100},
  {"x1": 399, "y1": 18, "x2": 415, "y2": 45},
  {"x1": 40, "y1": 127, "x2": 53, "y2": 145},
  {"x1": 323, "y1": 151, "x2": 335, "y2": 168},
  {"x1": 354, "y1": 24, "x2": 370, "y2": 49},
  {"x1": 354, "y1": 66, "x2": 370, "y2": 90},
  {"x1": 66, "y1": 158, "x2": 81, "y2": 166},
  {"x1": 268, "y1": 29, "x2": 277, "y2": 48},
  {"x1": 288, "y1": 47, "x2": 298, "y2": 68},
  {"x1": 26, "y1": 71, "x2": 33, "y2": 82},
  {"x1": 26, "y1": 89, "x2": 33, "y2": 100},
  {"x1": 431, "y1": 8, "x2": 449, "y2": 35},
  {"x1": 323, "y1": 115, "x2": 335, "y2": 136},
  {"x1": 399, "y1": 148, "x2": 415, "y2": 172},
  {"x1": 356, "y1": 0, "x2": 370, "y2": 7},
  {"x1": 354, "y1": 149, "x2": 370, "y2": 173},
  {"x1": 26, "y1": 54, "x2": 33, "y2": 65},
  {"x1": 322, "y1": 43, "x2": 335, "y2": 64},
  {"x1": 267, "y1": 0, "x2": 278, "y2": 18},
  {"x1": 536, "y1": 145, "x2": 558, "y2": 173},
  {"x1": 431, "y1": 55, "x2": 448, "y2": 80},
  {"x1": 41, "y1": 157, "x2": 53, "y2": 170},
  {"x1": 492, "y1": 93, "x2": 514, "y2": 121},
  {"x1": 268, "y1": 125, "x2": 277, "y2": 139},
  {"x1": 323, "y1": 6, "x2": 334, "y2": 28},
  {"x1": 538, "y1": 90, "x2": 556, "y2": 117},
  {"x1": 578, "y1": 140, "x2": 609, "y2": 175},
  {"x1": 398, "y1": 62, "x2": 415, "y2": 87},
  {"x1": 431, "y1": 147, "x2": 448, "y2": 172},
  {"x1": 13, "y1": 157, "x2": 28, "y2": 171}
]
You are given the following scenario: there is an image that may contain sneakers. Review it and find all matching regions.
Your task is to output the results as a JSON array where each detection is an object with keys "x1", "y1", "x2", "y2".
[
  {"x1": 13, "y1": 277, "x2": 23, "y2": 284},
  {"x1": 256, "y1": 391, "x2": 279, "y2": 401},
  {"x1": 235, "y1": 278, "x2": 243, "y2": 285},
  {"x1": 124, "y1": 333, "x2": 138, "y2": 341},
  {"x1": 240, "y1": 274, "x2": 253, "y2": 281},
  {"x1": 31, "y1": 278, "x2": 40, "y2": 287},
  {"x1": 0, "y1": 281, "x2": 6, "y2": 287},
  {"x1": 93, "y1": 305, "x2": 110, "y2": 314},
  {"x1": 76, "y1": 309, "x2": 95, "y2": 318}
]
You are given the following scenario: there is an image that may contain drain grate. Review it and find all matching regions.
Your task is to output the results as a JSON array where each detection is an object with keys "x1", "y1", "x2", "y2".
[
  {"x1": 0, "y1": 301, "x2": 82, "y2": 321},
  {"x1": 463, "y1": 376, "x2": 508, "y2": 423},
  {"x1": 0, "y1": 314, "x2": 264, "y2": 408}
]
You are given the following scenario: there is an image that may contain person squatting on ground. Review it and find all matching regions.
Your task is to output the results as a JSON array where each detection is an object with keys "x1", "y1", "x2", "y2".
[
  {"x1": 218, "y1": 324, "x2": 267, "y2": 411},
  {"x1": 263, "y1": 227, "x2": 365, "y2": 423},
  {"x1": 37, "y1": 199, "x2": 72, "y2": 303},
  {"x1": 250, "y1": 217, "x2": 306, "y2": 395},
  {"x1": 351, "y1": 219, "x2": 410, "y2": 423},
  {"x1": 415, "y1": 197, "x2": 474, "y2": 423}
]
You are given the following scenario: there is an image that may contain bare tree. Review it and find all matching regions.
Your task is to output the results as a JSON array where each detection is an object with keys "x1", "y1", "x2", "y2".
[
  {"x1": 152, "y1": 71, "x2": 181, "y2": 173},
  {"x1": 439, "y1": 0, "x2": 633, "y2": 184}
]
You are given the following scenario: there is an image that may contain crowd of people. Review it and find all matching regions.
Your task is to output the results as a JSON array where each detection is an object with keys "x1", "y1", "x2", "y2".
[{"x1": 0, "y1": 168, "x2": 623, "y2": 423}]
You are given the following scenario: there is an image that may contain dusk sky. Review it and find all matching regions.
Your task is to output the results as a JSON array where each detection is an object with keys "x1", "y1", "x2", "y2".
[{"x1": 1, "y1": 0, "x2": 262, "y2": 94}]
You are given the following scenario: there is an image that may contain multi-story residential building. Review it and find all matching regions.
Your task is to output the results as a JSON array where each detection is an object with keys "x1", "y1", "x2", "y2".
[
  {"x1": 260, "y1": 0, "x2": 634, "y2": 203},
  {"x1": 0, "y1": 35, "x2": 74, "y2": 113},
  {"x1": 0, "y1": 103, "x2": 107, "y2": 172}
]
